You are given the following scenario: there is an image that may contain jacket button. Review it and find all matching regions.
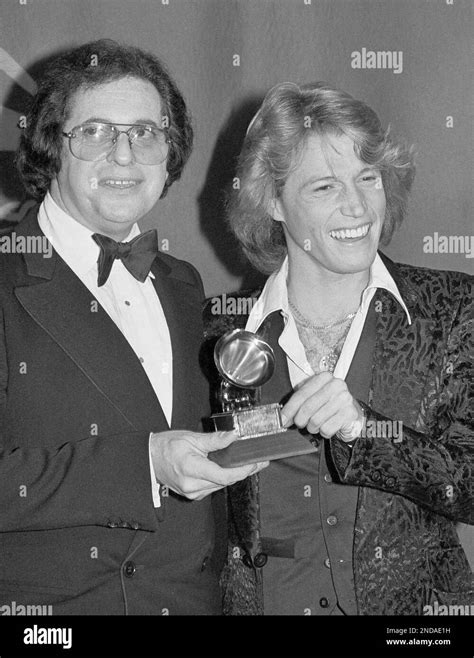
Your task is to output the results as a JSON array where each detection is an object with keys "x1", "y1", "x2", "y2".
[
  {"x1": 201, "y1": 557, "x2": 209, "y2": 572},
  {"x1": 372, "y1": 470, "x2": 381, "y2": 482},
  {"x1": 253, "y1": 553, "x2": 268, "y2": 568},
  {"x1": 324, "y1": 558, "x2": 331, "y2": 569},
  {"x1": 385, "y1": 477, "x2": 395, "y2": 488},
  {"x1": 324, "y1": 473, "x2": 332, "y2": 483},
  {"x1": 123, "y1": 561, "x2": 136, "y2": 578},
  {"x1": 326, "y1": 515, "x2": 338, "y2": 526},
  {"x1": 108, "y1": 521, "x2": 118, "y2": 528},
  {"x1": 319, "y1": 597, "x2": 329, "y2": 608},
  {"x1": 242, "y1": 554, "x2": 253, "y2": 568}
]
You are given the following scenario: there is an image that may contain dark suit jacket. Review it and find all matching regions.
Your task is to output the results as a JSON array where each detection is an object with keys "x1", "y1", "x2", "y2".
[
  {"x1": 0, "y1": 207, "x2": 220, "y2": 615},
  {"x1": 203, "y1": 256, "x2": 473, "y2": 615}
]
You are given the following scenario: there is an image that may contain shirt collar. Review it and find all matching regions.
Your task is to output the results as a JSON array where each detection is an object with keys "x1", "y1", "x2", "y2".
[
  {"x1": 38, "y1": 192, "x2": 143, "y2": 280},
  {"x1": 365, "y1": 252, "x2": 411, "y2": 323},
  {"x1": 246, "y1": 252, "x2": 412, "y2": 332}
]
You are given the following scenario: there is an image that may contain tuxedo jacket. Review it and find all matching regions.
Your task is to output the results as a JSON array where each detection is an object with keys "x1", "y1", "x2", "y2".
[
  {"x1": 0, "y1": 206, "x2": 221, "y2": 615},
  {"x1": 203, "y1": 256, "x2": 473, "y2": 615}
]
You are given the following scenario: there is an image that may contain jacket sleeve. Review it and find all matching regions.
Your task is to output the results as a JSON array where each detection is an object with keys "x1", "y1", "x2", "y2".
[
  {"x1": 0, "y1": 428, "x2": 162, "y2": 533},
  {"x1": 329, "y1": 275, "x2": 473, "y2": 525},
  {"x1": 0, "y1": 304, "x2": 162, "y2": 533}
]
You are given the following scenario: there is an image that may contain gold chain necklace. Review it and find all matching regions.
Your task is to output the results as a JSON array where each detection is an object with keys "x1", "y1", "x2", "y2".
[
  {"x1": 288, "y1": 299, "x2": 357, "y2": 330},
  {"x1": 288, "y1": 299, "x2": 358, "y2": 373}
]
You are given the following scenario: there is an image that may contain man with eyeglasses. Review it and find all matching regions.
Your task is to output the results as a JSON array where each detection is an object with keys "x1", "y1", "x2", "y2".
[{"x1": 0, "y1": 39, "x2": 266, "y2": 615}]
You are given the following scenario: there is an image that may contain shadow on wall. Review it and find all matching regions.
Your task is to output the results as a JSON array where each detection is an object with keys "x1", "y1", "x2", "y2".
[{"x1": 198, "y1": 95, "x2": 268, "y2": 293}]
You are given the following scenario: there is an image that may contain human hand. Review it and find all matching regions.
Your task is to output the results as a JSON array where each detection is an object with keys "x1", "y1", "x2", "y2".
[
  {"x1": 281, "y1": 372, "x2": 364, "y2": 442},
  {"x1": 150, "y1": 430, "x2": 269, "y2": 500}
]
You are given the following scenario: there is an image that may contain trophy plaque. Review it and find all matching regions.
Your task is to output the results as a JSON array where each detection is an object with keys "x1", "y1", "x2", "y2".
[{"x1": 207, "y1": 329, "x2": 319, "y2": 467}]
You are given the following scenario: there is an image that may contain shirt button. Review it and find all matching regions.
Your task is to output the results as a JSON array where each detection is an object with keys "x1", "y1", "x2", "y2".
[
  {"x1": 319, "y1": 597, "x2": 329, "y2": 608},
  {"x1": 324, "y1": 558, "x2": 331, "y2": 569},
  {"x1": 123, "y1": 561, "x2": 136, "y2": 578},
  {"x1": 139, "y1": 357, "x2": 144, "y2": 363},
  {"x1": 324, "y1": 473, "x2": 332, "y2": 483},
  {"x1": 327, "y1": 515, "x2": 338, "y2": 526},
  {"x1": 124, "y1": 300, "x2": 131, "y2": 306}
]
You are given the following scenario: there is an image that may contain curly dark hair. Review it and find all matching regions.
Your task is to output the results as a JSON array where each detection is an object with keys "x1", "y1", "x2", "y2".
[
  {"x1": 16, "y1": 39, "x2": 193, "y2": 199},
  {"x1": 228, "y1": 82, "x2": 416, "y2": 274}
]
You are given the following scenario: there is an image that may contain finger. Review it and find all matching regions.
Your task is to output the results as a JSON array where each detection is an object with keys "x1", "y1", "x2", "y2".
[
  {"x1": 281, "y1": 372, "x2": 333, "y2": 426},
  {"x1": 193, "y1": 487, "x2": 226, "y2": 501},
  {"x1": 253, "y1": 460, "x2": 270, "y2": 472},
  {"x1": 177, "y1": 458, "x2": 271, "y2": 499},
  {"x1": 223, "y1": 460, "x2": 269, "y2": 484},
  {"x1": 176, "y1": 479, "x2": 227, "y2": 499},
  {"x1": 193, "y1": 463, "x2": 268, "y2": 499},
  {"x1": 316, "y1": 398, "x2": 357, "y2": 438},
  {"x1": 292, "y1": 378, "x2": 353, "y2": 430},
  {"x1": 193, "y1": 430, "x2": 240, "y2": 453},
  {"x1": 292, "y1": 387, "x2": 332, "y2": 429},
  {"x1": 187, "y1": 464, "x2": 269, "y2": 499},
  {"x1": 305, "y1": 394, "x2": 353, "y2": 434},
  {"x1": 192, "y1": 455, "x2": 268, "y2": 487},
  {"x1": 319, "y1": 414, "x2": 348, "y2": 439},
  {"x1": 178, "y1": 454, "x2": 238, "y2": 487}
]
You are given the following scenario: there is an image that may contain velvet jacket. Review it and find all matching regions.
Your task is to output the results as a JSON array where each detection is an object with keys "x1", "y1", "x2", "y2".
[{"x1": 203, "y1": 256, "x2": 473, "y2": 615}]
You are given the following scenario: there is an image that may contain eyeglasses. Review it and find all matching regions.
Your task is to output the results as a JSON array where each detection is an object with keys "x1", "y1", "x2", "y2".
[{"x1": 62, "y1": 122, "x2": 170, "y2": 165}]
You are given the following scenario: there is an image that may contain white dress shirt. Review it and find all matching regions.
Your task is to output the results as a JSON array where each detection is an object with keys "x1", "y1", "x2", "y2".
[
  {"x1": 246, "y1": 254, "x2": 412, "y2": 389},
  {"x1": 38, "y1": 192, "x2": 171, "y2": 506}
]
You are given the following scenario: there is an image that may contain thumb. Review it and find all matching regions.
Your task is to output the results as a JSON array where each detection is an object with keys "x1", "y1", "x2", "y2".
[{"x1": 197, "y1": 430, "x2": 240, "y2": 453}]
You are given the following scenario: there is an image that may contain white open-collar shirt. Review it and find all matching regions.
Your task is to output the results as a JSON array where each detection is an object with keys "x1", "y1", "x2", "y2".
[{"x1": 246, "y1": 254, "x2": 411, "y2": 388}]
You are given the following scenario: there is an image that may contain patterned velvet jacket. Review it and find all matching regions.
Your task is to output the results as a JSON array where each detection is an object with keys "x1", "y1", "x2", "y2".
[{"x1": 202, "y1": 256, "x2": 473, "y2": 615}]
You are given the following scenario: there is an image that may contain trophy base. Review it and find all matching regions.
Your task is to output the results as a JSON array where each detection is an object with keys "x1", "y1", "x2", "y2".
[
  {"x1": 209, "y1": 403, "x2": 284, "y2": 438},
  {"x1": 208, "y1": 428, "x2": 319, "y2": 468}
]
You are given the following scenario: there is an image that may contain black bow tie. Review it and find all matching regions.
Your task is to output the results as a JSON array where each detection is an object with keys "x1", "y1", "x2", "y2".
[{"x1": 92, "y1": 230, "x2": 159, "y2": 287}]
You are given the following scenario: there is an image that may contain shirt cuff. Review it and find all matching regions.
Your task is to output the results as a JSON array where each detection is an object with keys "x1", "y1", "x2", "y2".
[{"x1": 148, "y1": 433, "x2": 161, "y2": 508}]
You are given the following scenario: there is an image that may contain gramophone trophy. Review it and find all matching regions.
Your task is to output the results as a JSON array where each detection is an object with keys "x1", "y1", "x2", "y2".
[{"x1": 207, "y1": 329, "x2": 318, "y2": 467}]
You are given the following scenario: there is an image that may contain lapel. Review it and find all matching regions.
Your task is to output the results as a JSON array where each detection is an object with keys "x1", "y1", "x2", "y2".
[
  {"x1": 345, "y1": 301, "x2": 377, "y2": 404},
  {"x1": 149, "y1": 257, "x2": 204, "y2": 429},
  {"x1": 13, "y1": 208, "x2": 169, "y2": 431},
  {"x1": 371, "y1": 252, "x2": 434, "y2": 426}
]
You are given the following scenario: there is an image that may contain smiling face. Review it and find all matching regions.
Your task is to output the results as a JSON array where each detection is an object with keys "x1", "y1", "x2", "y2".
[
  {"x1": 271, "y1": 132, "x2": 386, "y2": 280},
  {"x1": 50, "y1": 77, "x2": 168, "y2": 240}
]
